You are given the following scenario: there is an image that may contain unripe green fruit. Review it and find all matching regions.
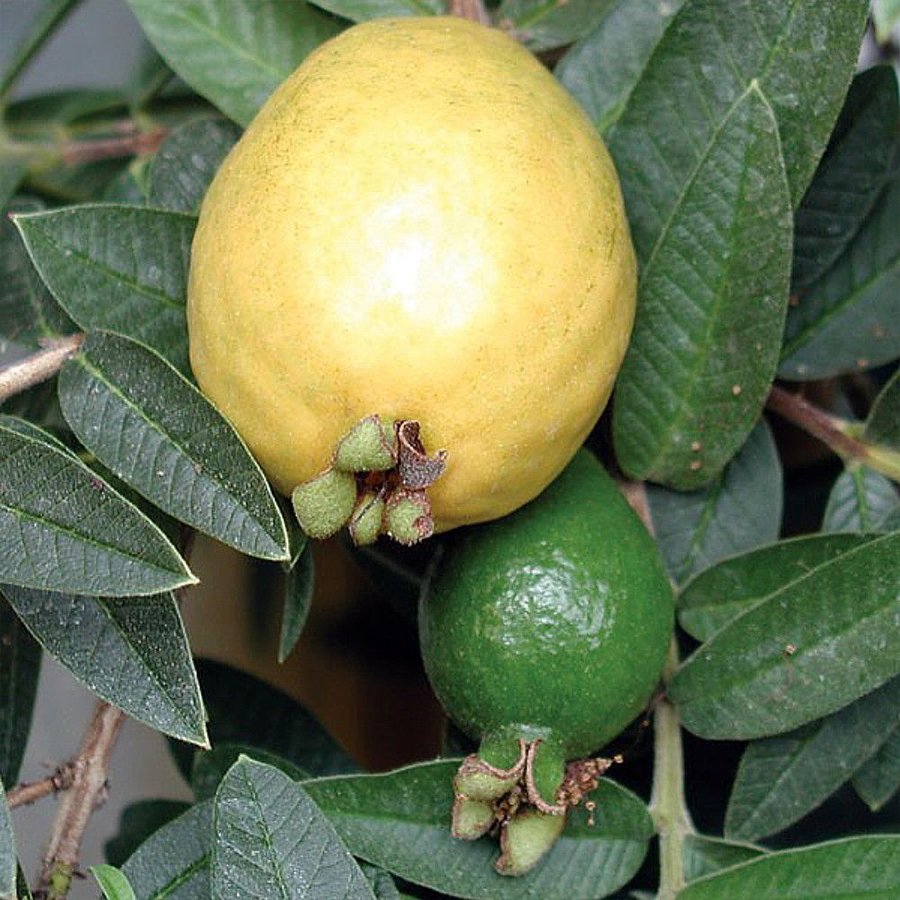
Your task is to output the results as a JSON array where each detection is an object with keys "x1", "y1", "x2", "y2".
[{"x1": 418, "y1": 449, "x2": 673, "y2": 873}]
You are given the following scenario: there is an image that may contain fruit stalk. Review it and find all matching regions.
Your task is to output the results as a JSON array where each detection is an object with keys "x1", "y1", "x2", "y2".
[
  {"x1": 650, "y1": 638, "x2": 694, "y2": 900},
  {"x1": 0, "y1": 333, "x2": 84, "y2": 403}
]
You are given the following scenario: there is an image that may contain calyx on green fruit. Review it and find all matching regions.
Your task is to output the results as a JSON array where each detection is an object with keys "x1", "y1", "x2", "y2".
[{"x1": 419, "y1": 450, "x2": 673, "y2": 874}]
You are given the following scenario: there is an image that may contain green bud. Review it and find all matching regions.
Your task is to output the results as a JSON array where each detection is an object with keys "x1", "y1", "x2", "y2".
[
  {"x1": 451, "y1": 795, "x2": 495, "y2": 841},
  {"x1": 334, "y1": 415, "x2": 397, "y2": 472},
  {"x1": 496, "y1": 808, "x2": 565, "y2": 876},
  {"x1": 291, "y1": 468, "x2": 356, "y2": 539}
]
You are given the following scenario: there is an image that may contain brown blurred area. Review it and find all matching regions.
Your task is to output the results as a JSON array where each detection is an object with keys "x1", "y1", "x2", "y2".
[{"x1": 180, "y1": 535, "x2": 445, "y2": 772}]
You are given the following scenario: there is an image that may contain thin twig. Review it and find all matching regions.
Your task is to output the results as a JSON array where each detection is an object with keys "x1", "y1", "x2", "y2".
[
  {"x1": 60, "y1": 127, "x2": 167, "y2": 165},
  {"x1": 449, "y1": 0, "x2": 491, "y2": 25},
  {"x1": 0, "y1": 334, "x2": 84, "y2": 405},
  {"x1": 38, "y1": 702, "x2": 126, "y2": 899},
  {"x1": 5, "y1": 764, "x2": 77, "y2": 810},
  {"x1": 766, "y1": 384, "x2": 871, "y2": 462}
]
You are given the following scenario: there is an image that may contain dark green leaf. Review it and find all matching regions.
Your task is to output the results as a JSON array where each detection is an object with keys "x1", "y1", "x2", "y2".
[
  {"x1": 0, "y1": 197, "x2": 72, "y2": 348},
  {"x1": 853, "y1": 725, "x2": 900, "y2": 812},
  {"x1": 780, "y1": 173, "x2": 900, "y2": 379},
  {"x1": 822, "y1": 466, "x2": 898, "y2": 533},
  {"x1": 725, "y1": 676, "x2": 900, "y2": 841},
  {"x1": 670, "y1": 531, "x2": 900, "y2": 739},
  {"x1": 212, "y1": 757, "x2": 375, "y2": 900},
  {"x1": 0, "y1": 421, "x2": 195, "y2": 596},
  {"x1": 192, "y1": 743, "x2": 307, "y2": 801},
  {"x1": 304, "y1": 760, "x2": 653, "y2": 900},
  {"x1": 682, "y1": 835, "x2": 765, "y2": 883},
  {"x1": 865, "y1": 368, "x2": 900, "y2": 450},
  {"x1": 58, "y1": 331, "x2": 289, "y2": 561},
  {"x1": 0, "y1": 597, "x2": 40, "y2": 785},
  {"x1": 612, "y1": 85, "x2": 791, "y2": 488},
  {"x1": 278, "y1": 536, "x2": 314, "y2": 662},
  {"x1": 310, "y1": 1, "x2": 445, "y2": 20},
  {"x1": 360, "y1": 865, "x2": 400, "y2": 900},
  {"x1": 0, "y1": 781, "x2": 14, "y2": 900},
  {"x1": 609, "y1": 0, "x2": 868, "y2": 224},
  {"x1": 648, "y1": 421, "x2": 782, "y2": 586},
  {"x1": 121, "y1": 801, "x2": 211, "y2": 900},
  {"x1": 1, "y1": 585, "x2": 208, "y2": 746},
  {"x1": 0, "y1": 159, "x2": 28, "y2": 213},
  {"x1": 105, "y1": 800, "x2": 191, "y2": 867},
  {"x1": 678, "y1": 835, "x2": 900, "y2": 899},
  {"x1": 148, "y1": 117, "x2": 241, "y2": 214},
  {"x1": 125, "y1": 0, "x2": 344, "y2": 127},
  {"x1": 169, "y1": 659, "x2": 356, "y2": 782},
  {"x1": 678, "y1": 532, "x2": 876, "y2": 642},
  {"x1": 15, "y1": 868, "x2": 30, "y2": 900},
  {"x1": 92, "y1": 864, "x2": 137, "y2": 900},
  {"x1": 0, "y1": 0, "x2": 81, "y2": 98},
  {"x1": 128, "y1": 41, "x2": 175, "y2": 109},
  {"x1": 101, "y1": 160, "x2": 152, "y2": 205},
  {"x1": 4, "y1": 89, "x2": 126, "y2": 130},
  {"x1": 555, "y1": 0, "x2": 685, "y2": 135},
  {"x1": 497, "y1": 0, "x2": 615, "y2": 51},
  {"x1": 792, "y1": 66, "x2": 900, "y2": 290},
  {"x1": 13, "y1": 205, "x2": 195, "y2": 373}
]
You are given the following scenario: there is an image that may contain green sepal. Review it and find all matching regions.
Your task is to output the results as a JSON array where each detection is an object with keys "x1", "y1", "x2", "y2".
[
  {"x1": 334, "y1": 415, "x2": 397, "y2": 472},
  {"x1": 291, "y1": 468, "x2": 356, "y2": 539},
  {"x1": 383, "y1": 490, "x2": 434, "y2": 545},
  {"x1": 451, "y1": 795, "x2": 495, "y2": 840},
  {"x1": 496, "y1": 808, "x2": 566, "y2": 876},
  {"x1": 527, "y1": 739, "x2": 566, "y2": 810},
  {"x1": 348, "y1": 493, "x2": 385, "y2": 546}
]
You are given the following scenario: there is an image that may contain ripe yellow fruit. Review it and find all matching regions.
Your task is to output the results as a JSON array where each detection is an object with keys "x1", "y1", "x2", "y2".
[{"x1": 188, "y1": 16, "x2": 636, "y2": 534}]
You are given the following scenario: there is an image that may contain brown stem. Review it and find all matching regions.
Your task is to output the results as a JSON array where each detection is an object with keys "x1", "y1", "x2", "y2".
[
  {"x1": 38, "y1": 702, "x2": 126, "y2": 899},
  {"x1": 449, "y1": 0, "x2": 491, "y2": 25},
  {"x1": 60, "y1": 127, "x2": 167, "y2": 165},
  {"x1": 5, "y1": 764, "x2": 77, "y2": 809},
  {"x1": 766, "y1": 384, "x2": 866, "y2": 462},
  {"x1": 0, "y1": 334, "x2": 84, "y2": 404}
]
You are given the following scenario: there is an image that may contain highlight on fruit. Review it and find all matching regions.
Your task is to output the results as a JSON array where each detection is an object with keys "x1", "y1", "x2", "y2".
[
  {"x1": 419, "y1": 451, "x2": 674, "y2": 874},
  {"x1": 186, "y1": 16, "x2": 638, "y2": 542}
]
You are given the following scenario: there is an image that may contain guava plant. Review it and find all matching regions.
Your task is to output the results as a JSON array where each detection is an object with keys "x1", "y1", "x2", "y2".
[{"x1": 0, "y1": 1, "x2": 899, "y2": 899}]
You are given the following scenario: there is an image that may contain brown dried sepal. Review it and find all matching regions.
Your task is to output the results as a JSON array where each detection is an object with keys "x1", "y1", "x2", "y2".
[{"x1": 397, "y1": 420, "x2": 448, "y2": 490}]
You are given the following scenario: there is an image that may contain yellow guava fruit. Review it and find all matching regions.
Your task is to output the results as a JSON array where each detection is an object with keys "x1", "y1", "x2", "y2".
[{"x1": 187, "y1": 16, "x2": 636, "y2": 536}]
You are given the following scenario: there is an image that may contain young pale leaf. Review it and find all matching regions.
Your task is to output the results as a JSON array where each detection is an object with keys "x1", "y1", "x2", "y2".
[
  {"x1": 0, "y1": 422, "x2": 195, "y2": 596},
  {"x1": 105, "y1": 800, "x2": 191, "y2": 867},
  {"x1": 92, "y1": 865, "x2": 138, "y2": 900},
  {"x1": 822, "y1": 467, "x2": 898, "y2": 533},
  {"x1": 304, "y1": 760, "x2": 653, "y2": 900},
  {"x1": 792, "y1": 66, "x2": 900, "y2": 290},
  {"x1": 874, "y1": 0, "x2": 900, "y2": 41},
  {"x1": 612, "y1": 85, "x2": 791, "y2": 488},
  {"x1": 678, "y1": 532, "x2": 876, "y2": 642},
  {"x1": 555, "y1": 0, "x2": 685, "y2": 135},
  {"x1": 13, "y1": 205, "x2": 195, "y2": 373},
  {"x1": 865, "y1": 368, "x2": 900, "y2": 450},
  {"x1": 212, "y1": 757, "x2": 376, "y2": 900},
  {"x1": 725, "y1": 676, "x2": 900, "y2": 842},
  {"x1": 0, "y1": 599, "x2": 40, "y2": 786},
  {"x1": 58, "y1": 331, "x2": 289, "y2": 561},
  {"x1": 780, "y1": 173, "x2": 900, "y2": 379},
  {"x1": 0, "y1": 197, "x2": 73, "y2": 348},
  {"x1": 310, "y1": 1, "x2": 446, "y2": 20},
  {"x1": 279, "y1": 537, "x2": 314, "y2": 662},
  {"x1": 125, "y1": 0, "x2": 344, "y2": 127},
  {"x1": 121, "y1": 801, "x2": 211, "y2": 900},
  {"x1": 678, "y1": 835, "x2": 900, "y2": 899},
  {"x1": 148, "y1": 118, "x2": 241, "y2": 214},
  {"x1": 669, "y1": 531, "x2": 900, "y2": 740},
  {"x1": 0, "y1": 781, "x2": 14, "y2": 900},
  {"x1": 853, "y1": 725, "x2": 900, "y2": 812},
  {"x1": 169, "y1": 659, "x2": 356, "y2": 782},
  {"x1": 1, "y1": 585, "x2": 208, "y2": 747},
  {"x1": 682, "y1": 835, "x2": 765, "y2": 883},
  {"x1": 648, "y1": 421, "x2": 782, "y2": 586},
  {"x1": 496, "y1": 0, "x2": 614, "y2": 51}
]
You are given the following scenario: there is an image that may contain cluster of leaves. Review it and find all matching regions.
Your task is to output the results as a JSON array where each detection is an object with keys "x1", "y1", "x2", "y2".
[{"x1": 1, "y1": 0, "x2": 899, "y2": 898}]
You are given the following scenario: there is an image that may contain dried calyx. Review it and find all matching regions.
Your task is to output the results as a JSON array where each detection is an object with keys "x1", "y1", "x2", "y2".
[
  {"x1": 452, "y1": 736, "x2": 617, "y2": 876},
  {"x1": 291, "y1": 415, "x2": 447, "y2": 545}
]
